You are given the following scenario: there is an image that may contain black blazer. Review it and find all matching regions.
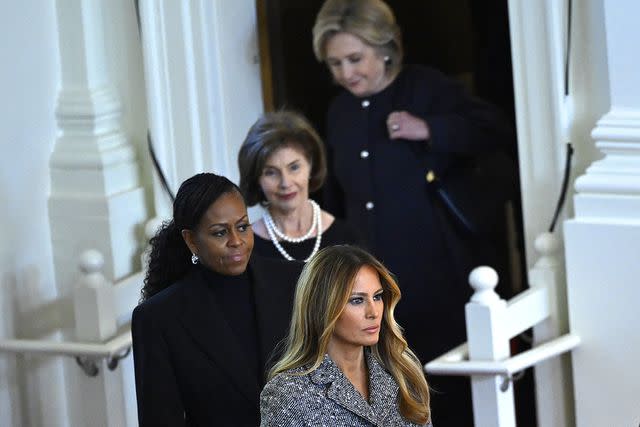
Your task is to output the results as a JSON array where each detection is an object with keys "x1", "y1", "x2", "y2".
[{"x1": 131, "y1": 255, "x2": 302, "y2": 427}]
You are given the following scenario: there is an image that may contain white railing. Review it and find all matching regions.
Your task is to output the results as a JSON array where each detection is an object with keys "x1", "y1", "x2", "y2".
[
  {"x1": 425, "y1": 232, "x2": 580, "y2": 427},
  {"x1": 0, "y1": 218, "x2": 161, "y2": 426},
  {"x1": 0, "y1": 250, "x2": 141, "y2": 377}
]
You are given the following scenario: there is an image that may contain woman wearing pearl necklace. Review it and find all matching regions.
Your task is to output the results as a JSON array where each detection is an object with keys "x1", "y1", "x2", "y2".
[{"x1": 239, "y1": 111, "x2": 359, "y2": 262}]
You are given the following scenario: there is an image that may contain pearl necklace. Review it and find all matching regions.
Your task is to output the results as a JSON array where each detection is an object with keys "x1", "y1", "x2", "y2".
[{"x1": 263, "y1": 200, "x2": 323, "y2": 262}]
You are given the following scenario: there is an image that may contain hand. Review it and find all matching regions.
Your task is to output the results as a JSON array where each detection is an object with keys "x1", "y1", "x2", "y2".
[{"x1": 386, "y1": 111, "x2": 430, "y2": 141}]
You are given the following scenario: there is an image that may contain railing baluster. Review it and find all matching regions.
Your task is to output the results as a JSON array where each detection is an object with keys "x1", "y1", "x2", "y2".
[{"x1": 466, "y1": 266, "x2": 516, "y2": 427}]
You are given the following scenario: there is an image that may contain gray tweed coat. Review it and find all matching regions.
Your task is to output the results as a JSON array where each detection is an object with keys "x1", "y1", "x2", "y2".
[{"x1": 260, "y1": 352, "x2": 432, "y2": 426}]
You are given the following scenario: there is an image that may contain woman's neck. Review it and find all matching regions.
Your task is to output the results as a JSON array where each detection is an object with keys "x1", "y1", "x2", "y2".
[
  {"x1": 327, "y1": 343, "x2": 369, "y2": 401},
  {"x1": 268, "y1": 200, "x2": 314, "y2": 237}
]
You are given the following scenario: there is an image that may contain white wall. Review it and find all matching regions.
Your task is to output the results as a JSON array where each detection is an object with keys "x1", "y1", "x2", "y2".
[
  {"x1": 564, "y1": 0, "x2": 640, "y2": 424},
  {"x1": 0, "y1": 1, "x2": 149, "y2": 426},
  {"x1": 0, "y1": 2, "x2": 68, "y2": 426}
]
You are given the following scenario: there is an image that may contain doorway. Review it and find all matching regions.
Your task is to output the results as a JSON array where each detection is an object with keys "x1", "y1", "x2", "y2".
[{"x1": 257, "y1": 1, "x2": 533, "y2": 424}]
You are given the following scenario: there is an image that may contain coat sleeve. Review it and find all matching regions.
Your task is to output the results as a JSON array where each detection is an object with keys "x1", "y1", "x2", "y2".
[
  {"x1": 132, "y1": 304, "x2": 186, "y2": 427},
  {"x1": 322, "y1": 102, "x2": 347, "y2": 219},
  {"x1": 259, "y1": 377, "x2": 304, "y2": 427},
  {"x1": 411, "y1": 67, "x2": 515, "y2": 156}
]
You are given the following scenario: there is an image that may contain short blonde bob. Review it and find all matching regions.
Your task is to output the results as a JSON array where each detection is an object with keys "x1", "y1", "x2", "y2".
[
  {"x1": 312, "y1": 0, "x2": 403, "y2": 78},
  {"x1": 269, "y1": 245, "x2": 430, "y2": 424}
]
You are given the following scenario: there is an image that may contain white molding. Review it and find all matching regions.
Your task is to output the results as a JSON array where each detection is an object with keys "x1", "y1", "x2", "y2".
[
  {"x1": 48, "y1": 1, "x2": 149, "y2": 425},
  {"x1": 139, "y1": 0, "x2": 263, "y2": 217},
  {"x1": 508, "y1": 0, "x2": 569, "y2": 268},
  {"x1": 572, "y1": 56, "x2": 640, "y2": 205},
  {"x1": 564, "y1": 1, "x2": 640, "y2": 425},
  {"x1": 508, "y1": 1, "x2": 576, "y2": 427}
]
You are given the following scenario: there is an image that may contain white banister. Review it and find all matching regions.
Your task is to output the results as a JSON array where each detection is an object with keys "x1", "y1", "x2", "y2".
[
  {"x1": 505, "y1": 286, "x2": 549, "y2": 338},
  {"x1": 465, "y1": 265, "x2": 515, "y2": 426},
  {"x1": 425, "y1": 333, "x2": 580, "y2": 379},
  {"x1": 425, "y1": 232, "x2": 580, "y2": 427},
  {"x1": 72, "y1": 250, "x2": 128, "y2": 425},
  {"x1": 0, "y1": 215, "x2": 160, "y2": 361},
  {"x1": 0, "y1": 217, "x2": 159, "y2": 426},
  {"x1": 0, "y1": 332, "x2": 131, "y2": 359}
]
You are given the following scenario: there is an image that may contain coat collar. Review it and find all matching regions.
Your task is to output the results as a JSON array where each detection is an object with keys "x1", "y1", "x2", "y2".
[
  {"x1": 177, "y1": 256, "x2": 298, "y2": 406},
  {"x1": 310, "y1": 350, "x2": 399, "y2": 425},
  {"x1": 178, "y1": 266, "x2": 258, "y2": 405}
]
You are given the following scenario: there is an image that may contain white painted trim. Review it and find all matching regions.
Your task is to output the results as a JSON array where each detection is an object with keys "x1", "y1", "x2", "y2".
[
  {"x1": 139, "y1": 0, "x2": 264, "y2": 218},
  {"x1": 424, "y1": 334, "x2": 580, "y2": 378},
  {"x1": 507, "y1": 3, "x2": 576, "y2": 426},
  {"x1": 0, "y1": 332, "x2": 131, "y2": 359},
  {"x1": 507, "y1": 0, "x2": 570, "y2": 267}
]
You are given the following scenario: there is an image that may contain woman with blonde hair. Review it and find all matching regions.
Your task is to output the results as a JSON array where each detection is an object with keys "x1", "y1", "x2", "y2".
[
  {"x1": 260, "y1": 245, "x2": 431, "y2": 426},
  {"x1": 312, "y1": 0, "x2": 515, "y2": 423}
]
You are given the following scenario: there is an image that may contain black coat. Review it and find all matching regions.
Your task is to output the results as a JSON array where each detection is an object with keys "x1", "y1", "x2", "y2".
[
  {"x1": 131, "y1": 255, "x2": 302, "y2": 427},
  {"x1": 324, "y1": 64, "x2": 513, "y2": 362}
]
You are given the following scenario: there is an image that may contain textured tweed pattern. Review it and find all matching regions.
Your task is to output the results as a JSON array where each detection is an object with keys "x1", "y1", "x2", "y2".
[{"x1": 260, "y1": 352, "x2": 431, "y2": 426}]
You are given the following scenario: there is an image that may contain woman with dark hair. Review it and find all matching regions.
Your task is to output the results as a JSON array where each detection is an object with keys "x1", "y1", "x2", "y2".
[
  {"x1": 260, "y1": 245, "x2": 431, "y2": 426},
  {"x1": 238, "y1": 111, "x2": 358, "y2": 263},
  {"x1": 132, "y1": 172, "x2": 302, "y2": 426}
]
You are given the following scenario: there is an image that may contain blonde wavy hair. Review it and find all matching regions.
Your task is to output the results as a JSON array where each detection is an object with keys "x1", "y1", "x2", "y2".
[
  {"x1": 312, "y1": 0, "x2": 403, "y2": 78},
  {"x1": 269, "y1": 245, "x2": 430, "y2": 424}
]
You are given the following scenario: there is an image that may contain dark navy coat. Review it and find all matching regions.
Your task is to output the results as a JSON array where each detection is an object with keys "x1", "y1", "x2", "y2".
[{"x1": 324, "y1": 65, "x2": 514, "y2": 425}]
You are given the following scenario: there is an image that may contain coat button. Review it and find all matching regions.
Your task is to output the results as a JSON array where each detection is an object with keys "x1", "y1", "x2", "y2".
[
  {"x1": 365, "y1": 201, "x2": 374, "y2": 210},
  {"x1": 360, "y1": 150, "x2": 369, "y2": 159},
  {"x1": 425, "y1": 170, "x2": 437, "y2": 183},
  {"x1": 361, "y1": 100, "x2": 370, "y2": 108}
]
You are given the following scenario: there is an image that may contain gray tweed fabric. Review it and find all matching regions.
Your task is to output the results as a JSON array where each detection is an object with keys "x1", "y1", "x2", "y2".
[{"x1": 260, "y1": 351, "x2": 432, "y2": 426}]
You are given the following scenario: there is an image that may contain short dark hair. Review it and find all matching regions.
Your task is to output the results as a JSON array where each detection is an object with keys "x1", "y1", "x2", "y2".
[
  {"x1": 238, "y1": 111, "x2": 327, "y2": 206},
  {"x1": 141, "y1": 173, "x2": 242, "y2": 301}
]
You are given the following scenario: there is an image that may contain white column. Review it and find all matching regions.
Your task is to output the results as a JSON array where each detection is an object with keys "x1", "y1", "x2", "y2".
[
  {"x1": 507, "y1": 0, "x2": 570, "y2": 268},
  {"x1": 49, "y1": 0, "x2": 147, "y2": 425},
  {"x1": 466, "y1": 267, "x2": 515, "y2": 427},
  {"x1": 564, "y1": 0, "x2": 640, "y2": 425},
  {"x1": 49, "y1": 0, "x2": 147, "y2": 286},
  {"x1": 139, "y1": 0, "x2": 264, "y2": 218}
]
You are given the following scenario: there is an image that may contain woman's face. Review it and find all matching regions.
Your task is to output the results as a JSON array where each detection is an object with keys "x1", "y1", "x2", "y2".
[
  {"x1": 182, "y1": 191, "x2": 254, "y2": 276},
  {"x1": 259, "y1": 145, "x2": 312, "y2": 214},
  {"x1": 324, "y1": 32, "x2": 390, "y2": 97},
  {"x1": 330, "y1": 266, "x2": 384, "y2": 352}
]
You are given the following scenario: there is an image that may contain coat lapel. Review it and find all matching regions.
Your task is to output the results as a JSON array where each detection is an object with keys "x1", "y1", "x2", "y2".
[
  {"x1": 178, "y1": 268, "x2": 259, "y2": 405},
  {"x1": 312, "y1": 354, "x2": 380, "y2": 425},
  {"x1": 367, "y1": 352, "x2": 399, "y2": 423}
]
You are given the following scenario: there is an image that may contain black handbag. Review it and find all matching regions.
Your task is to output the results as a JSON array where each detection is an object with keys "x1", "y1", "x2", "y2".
[{"x1": 426, "y1": 150, "x2": 518, "y2": 236}]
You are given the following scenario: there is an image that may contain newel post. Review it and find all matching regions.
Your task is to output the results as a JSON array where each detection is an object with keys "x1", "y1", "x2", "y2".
[
  {"x1": 466, "y1": 266, "x2": 515, "y2": 427},
  {"x1": 530, "y1": 232, "x2": 575, "y2": 427},
  {"x1": 73, "y1": 250, "x2": 126, "y2": 427},
  {"x1": 74, "y1": 250, "x2": 117, "y2": 342}
]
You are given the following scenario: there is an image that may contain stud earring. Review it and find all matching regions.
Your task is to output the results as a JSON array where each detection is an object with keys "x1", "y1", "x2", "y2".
[
  {"x1": 191, "y1": 254, "x2": 199, "y2": 264},
  {"x1": 383, "y1": 55, "x2": 391, "y2": 64}
]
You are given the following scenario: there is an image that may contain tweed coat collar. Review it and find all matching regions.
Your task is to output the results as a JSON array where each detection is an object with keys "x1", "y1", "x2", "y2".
[{"x1": 310, "y1": 351, "x2": 399, "y2": 425}]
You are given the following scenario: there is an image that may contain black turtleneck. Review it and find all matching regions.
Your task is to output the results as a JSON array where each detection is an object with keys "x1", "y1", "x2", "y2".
[{"x1": 201, "y1": 266, "x2": 262, "y2": 384}]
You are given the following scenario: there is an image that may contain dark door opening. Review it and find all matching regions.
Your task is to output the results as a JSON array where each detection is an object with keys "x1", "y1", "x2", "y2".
[{"x1": 257, "y1": 1, "x2": 533, "y2": 423}]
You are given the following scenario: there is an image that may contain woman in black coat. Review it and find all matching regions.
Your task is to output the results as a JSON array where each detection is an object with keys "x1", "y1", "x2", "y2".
[
  {"x1": 132, "y1": 173, "x2": 302, "y2": 426},
  {"x1": 312, "y1": 0, "x2": 515, "y2": 424}
]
